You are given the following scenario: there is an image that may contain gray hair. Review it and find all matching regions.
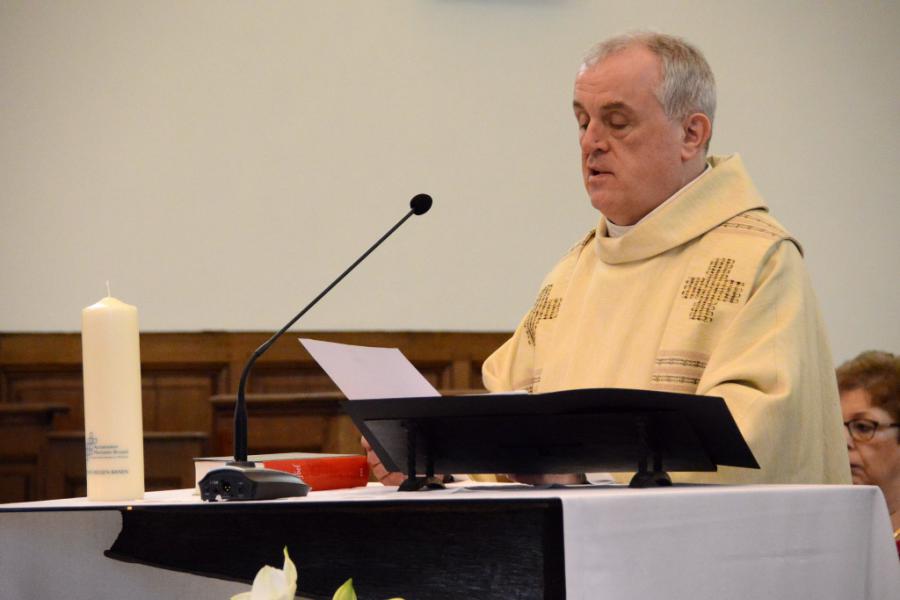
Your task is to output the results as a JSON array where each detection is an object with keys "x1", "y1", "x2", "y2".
[{"x1": 582, "y1": 32, "x2": 716, "y2": 140}]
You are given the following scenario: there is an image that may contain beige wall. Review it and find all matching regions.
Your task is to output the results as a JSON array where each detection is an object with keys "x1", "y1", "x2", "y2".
[{"x1": 1, "y1": 1, "x2": 897, "y2": 362}]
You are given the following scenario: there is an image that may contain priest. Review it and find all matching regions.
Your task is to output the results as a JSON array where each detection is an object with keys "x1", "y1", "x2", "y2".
[
  {"x1": 482, "y1": 32, "x2": 849, "y2": 485},
  {"x1": 364, "y1": 31, "x2": 849, "y2": 486}
]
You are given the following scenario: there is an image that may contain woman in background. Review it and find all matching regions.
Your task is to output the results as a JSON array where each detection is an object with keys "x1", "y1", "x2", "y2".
[{"x1": 837, "y1": 350, "x2": 900, "y2": 557}]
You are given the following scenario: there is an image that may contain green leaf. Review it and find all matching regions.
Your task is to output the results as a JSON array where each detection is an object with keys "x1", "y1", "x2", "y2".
[{"x1": 332, "y1": 578, "x2": 357, "y2": 600}]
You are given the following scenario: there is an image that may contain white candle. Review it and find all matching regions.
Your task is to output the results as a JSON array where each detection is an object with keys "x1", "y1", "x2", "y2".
[{"x1": 81, "y1": 295, "x2": 145, "y2": 500}]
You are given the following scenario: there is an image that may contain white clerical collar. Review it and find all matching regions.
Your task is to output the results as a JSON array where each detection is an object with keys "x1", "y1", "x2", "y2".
[{"x1": 605, "y1": 163, "x2": 711, "y2": 238}]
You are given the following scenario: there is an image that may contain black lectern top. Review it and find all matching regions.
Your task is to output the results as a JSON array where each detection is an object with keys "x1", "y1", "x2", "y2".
[{"x1": 343, "y1": 387, "x2": 758, "y2": 481}]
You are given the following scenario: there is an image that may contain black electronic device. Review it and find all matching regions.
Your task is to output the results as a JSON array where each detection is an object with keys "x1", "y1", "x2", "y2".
[
  {"x1": 199, "y1": 466, "x2": 311, "y2": 501},
  {"x1": 202, "y1": 194, "x2": 433, "y2": 501}
]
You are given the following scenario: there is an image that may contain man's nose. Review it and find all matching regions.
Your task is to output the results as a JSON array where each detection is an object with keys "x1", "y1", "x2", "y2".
[{"x1": 582, "y1": 122, "x2": 609, "y2": 152}]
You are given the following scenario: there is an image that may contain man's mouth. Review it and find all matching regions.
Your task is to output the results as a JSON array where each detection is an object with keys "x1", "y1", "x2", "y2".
[{"x1": 588, "y1": 167, "x2": 612, "y2": 178}]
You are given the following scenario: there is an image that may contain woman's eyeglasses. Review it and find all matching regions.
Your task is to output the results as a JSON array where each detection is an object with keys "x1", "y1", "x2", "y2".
[{"x1": 843, "y1": 419, "x2": 900, "y2": 442}]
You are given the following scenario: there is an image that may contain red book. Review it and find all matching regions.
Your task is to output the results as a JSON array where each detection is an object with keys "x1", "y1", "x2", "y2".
[{"x1": 194, "y1": 453, "x2": 369, "y2": 492}]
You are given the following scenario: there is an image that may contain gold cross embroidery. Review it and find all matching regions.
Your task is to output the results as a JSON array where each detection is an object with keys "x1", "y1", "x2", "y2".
[
  {"x1": 524, "y1": 284, "x2": 562, "y2": 346},
  {"x1": 681, "y1": 258, "x2": 744, "y2": 323}
]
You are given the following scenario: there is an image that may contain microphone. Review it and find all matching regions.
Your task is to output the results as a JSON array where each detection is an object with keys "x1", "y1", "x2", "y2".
[
  {"x1": 199, "y1": 194, "x2": 434, "y2": 501},
  {"x1": 410, "y1": 193, "x2": 432, "y2": 215}
]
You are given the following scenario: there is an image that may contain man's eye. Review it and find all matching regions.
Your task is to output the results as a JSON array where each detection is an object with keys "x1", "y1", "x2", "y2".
[{"x1": 605, "y1": 113, "x2": 629, "y2": 129}]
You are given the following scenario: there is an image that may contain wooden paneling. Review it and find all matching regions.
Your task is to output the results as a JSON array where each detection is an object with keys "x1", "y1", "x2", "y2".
[
  {"x1": 141, "y1": 370, "x2": 224, "y2": 432},
  {"x1": 41, "y1": 431, "x2": 209, "y2": 500},
  {"x1": 0, "y1": 470, "x2": 32, "y2": 504},
  {"x1": 2, "y1": 368, "x2": 227, "y2": 432},
  {"x1": 210, "y1": 393, "x2": 361, "y2": 457},
  {"x1": 5, "y1": 371, "x2": 84, "y2": 430},
  {"x1": 0, "y1": 331, "x2": 510, "y2": 501},
  {"x1": 0, "y1": 403, "x2": 69, "y2": 502},
  {"x1": 246, "y1": 366, "x2": 340, "y2": 394}
]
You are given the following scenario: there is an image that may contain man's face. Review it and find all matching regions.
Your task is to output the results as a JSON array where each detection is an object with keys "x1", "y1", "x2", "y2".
[{"x1": 573, "y1": 45, "x2": 687, "y2": 225}]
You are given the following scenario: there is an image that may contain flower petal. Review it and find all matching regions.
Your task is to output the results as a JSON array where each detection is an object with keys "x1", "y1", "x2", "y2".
[
  {"x1": 282, "y1": 546, "x2": 298, "y2": 589},
  {"x1": 332, "y1": 578, "x2": 357, "y2": 600},
  {"x1": 249, "y1": 565, "x2": 288, "y2": 600}
]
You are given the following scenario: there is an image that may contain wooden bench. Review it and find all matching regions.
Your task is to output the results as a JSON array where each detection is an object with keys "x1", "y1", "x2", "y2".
[
  {"x1": 41, "y1": 431, "x2": 209, "y2": 499},
  {"x1": 0, "y1": 403, "x2": 69, "y2": 502},
  {"x1": 210, "y1": 392, "x2": 361, "y2": 456},
  {"x1": 210, "y1": 389, "x2": 488, "y2": 458}
]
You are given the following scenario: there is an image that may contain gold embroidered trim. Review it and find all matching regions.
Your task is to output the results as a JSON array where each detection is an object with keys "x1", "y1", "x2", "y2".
[
  {"x1": 718, "y1": 213, "x2": 787, "y2": 240},
  {"x1": 650, "y1": 374, "x2": 701, "y2": 386},
  {"x1": 524, "y1": 285, "x2": 562, "y2": 346},
  {"x1": 681, "y1": 258, "x2": 744, "y2": 323},
  {"x1": 656, "y1": 350, "x2": 710, "y2": 362},
  {"x1": 523, "y1": 372, "x2": 542, "y2": 394},
  {"x1": 650, "y1": 350, "x2": 709, "y2": 393},
  {"x1": 741, "y1": 212, "x2": 788, "y2": 232},
  {"x1": 655, "y1": 357, "x2": 707, "y2": 369}
]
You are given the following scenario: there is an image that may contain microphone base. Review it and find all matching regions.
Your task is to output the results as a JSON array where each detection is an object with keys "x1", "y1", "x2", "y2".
[
  {"x1": 199, "y1": 465, "x2": 311, "y2": 501},
  {"x1": 398, "y1": 475, "x2": 446, "y2": 492}
]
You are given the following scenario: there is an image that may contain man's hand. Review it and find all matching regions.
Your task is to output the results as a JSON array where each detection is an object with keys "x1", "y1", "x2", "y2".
[
  {"x1": 508, "y1": 473, "x2": 588, "y2": 485},
  {"x1": 361, "y1": 436, "x2": 405, "y2": 486}
]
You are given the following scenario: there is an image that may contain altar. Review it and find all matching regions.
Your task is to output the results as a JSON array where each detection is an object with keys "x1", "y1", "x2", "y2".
[{"x1": 1, "y1": 483, "x2": 897, "y2": 600}]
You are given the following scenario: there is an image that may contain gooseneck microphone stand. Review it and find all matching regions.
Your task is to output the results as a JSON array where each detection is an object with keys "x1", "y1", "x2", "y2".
[{"x1": 199, "y1": 193, "x2": 433, "y2": 501}]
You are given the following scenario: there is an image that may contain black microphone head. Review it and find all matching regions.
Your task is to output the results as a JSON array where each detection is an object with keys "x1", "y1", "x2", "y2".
[{"x1": 410, "y1": 193, "x2": 433, "y2": 215}]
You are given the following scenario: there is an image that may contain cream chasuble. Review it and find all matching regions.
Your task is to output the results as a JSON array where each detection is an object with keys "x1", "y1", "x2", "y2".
[{"x1": 483, "y1": 154, "x2": 850, "y2": 485}]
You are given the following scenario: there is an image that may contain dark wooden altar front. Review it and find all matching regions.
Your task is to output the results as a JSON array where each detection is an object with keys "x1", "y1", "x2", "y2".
[{"x1": 106, "y1": 497, "x2": 565, "y2": 600}]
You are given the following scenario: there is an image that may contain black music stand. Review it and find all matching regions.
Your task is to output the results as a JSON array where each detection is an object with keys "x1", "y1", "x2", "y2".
[{"x1": 343, "y1": 387, "x2": 759, "y2": 490}]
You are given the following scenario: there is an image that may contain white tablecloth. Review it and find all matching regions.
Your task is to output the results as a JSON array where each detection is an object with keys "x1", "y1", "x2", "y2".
[{"x1": 1, "y1": 483, "x2": 897, "y2": 599}]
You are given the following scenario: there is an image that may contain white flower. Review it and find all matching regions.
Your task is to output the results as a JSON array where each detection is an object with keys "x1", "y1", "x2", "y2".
[
  {"x1": 332, "y1": 578, "x2": 405, "y2": 600},
  {"x1": 332, "y1": 579, "x2": 357, "y2": 600},
  {"x1": 231, "y1": 547, "x2": 297, "y2": 600}
]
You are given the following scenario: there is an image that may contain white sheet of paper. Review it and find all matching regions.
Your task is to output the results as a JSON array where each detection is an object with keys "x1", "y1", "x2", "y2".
[{"x1": 299, "y1": 338, "x2": 440, "y2": 400}]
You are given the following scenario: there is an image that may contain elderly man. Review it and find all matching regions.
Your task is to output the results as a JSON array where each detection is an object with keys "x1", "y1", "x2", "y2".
[
  {"x1": 481, "y1": 32, "x2": 848, "y2": 485},
  {"x1": 366, "y1": 32, "x2": 849, "y2": 485}
]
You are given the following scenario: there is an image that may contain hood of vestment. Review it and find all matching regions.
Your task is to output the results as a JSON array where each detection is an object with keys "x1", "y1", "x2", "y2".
[{"x1": 594, "y1": 154, "x2": 768, "y2": 265}]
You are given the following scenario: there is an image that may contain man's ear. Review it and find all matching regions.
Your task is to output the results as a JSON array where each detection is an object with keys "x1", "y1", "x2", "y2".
[{"x1": 681, "y1": 112, "x2": 712, "y2": 160}]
